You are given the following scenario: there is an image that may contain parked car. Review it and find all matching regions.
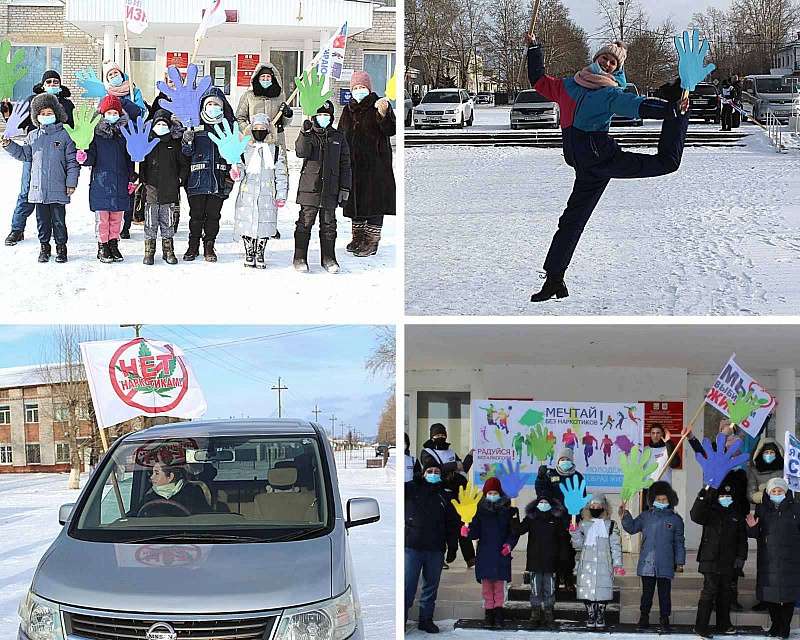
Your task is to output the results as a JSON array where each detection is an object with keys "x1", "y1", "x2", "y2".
[
  {"x1": 510, "y1": 89, "x2": 560, "y2": 129},
  {"x1": 404, "y1": 90, "x2": 412, "y2": 127},
  {"x1": 476, "y1": 92, "x2": 493, "y2": 104},
  {"x1": 413, "y1": 88, "x2": 474, "y2": 129},
  {"x1": 18, "y1": 419, "x2": 380, "y2": 640},
  {"x1": 688, "y1": 82, "x2": 720, "y2": 123},
  {"x1": 611, "y1": 83, "x2": 643, "y2": 126},
  {"x1": 741, "y1": 74, "x2": 798, "y2": 123},
  {"x1": 375, "y1": 443, "x2": 389, "y2": 457}
]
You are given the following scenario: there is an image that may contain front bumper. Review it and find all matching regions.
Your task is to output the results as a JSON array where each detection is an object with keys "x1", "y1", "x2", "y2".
[
  {"x1": 510, "y1": 113, "x2": 557, "y2": 126},
  {"x1": 413, "y1": 114, "x2": 461, "y2": 125}
]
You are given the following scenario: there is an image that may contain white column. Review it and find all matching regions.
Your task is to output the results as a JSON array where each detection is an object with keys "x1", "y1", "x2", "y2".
[
  {"x1": 776, "y1": 368, "x2": 796, "y2": 446},
  {"x1": 114, "y1": 41, "x2": 122, "y2": 66},
  {"x1": 303, "y1": 37, "x2": 313, "y2": 71},
  {"x1": 103, "y1": 25, "x2": 116, "y2": 62},
  {"x1": 156, "y1": 36, "x2": 166, "y2": 76},
  {"x1": 260, "y1": 40, "x2": 271, "y2": 64},
  {"x1": 683, "y1": 374, "x2": 707, "y2": 550}
]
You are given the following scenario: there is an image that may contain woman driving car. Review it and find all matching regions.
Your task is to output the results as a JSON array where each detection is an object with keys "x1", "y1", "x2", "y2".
[{"x1": 137, "y1": 461, "x2": 210, "y2": 517}]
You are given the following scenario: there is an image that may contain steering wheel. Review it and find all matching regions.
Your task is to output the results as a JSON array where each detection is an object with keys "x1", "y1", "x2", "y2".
[{"x1": 136, "y1": 499, "x2": 192, "y2": 518}]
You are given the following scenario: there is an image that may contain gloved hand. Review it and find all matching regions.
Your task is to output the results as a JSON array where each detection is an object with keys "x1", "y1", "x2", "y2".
[
  {"x1": 338, "y1": 189, "x2": 350, "y2": 204},
  {"x1": 275, "y1": 199, "x2": 285, "y2": 208},
  {"x1": 279, "y1": 102, "x2": 293, "y2": 118},
  {"x1": 76, "y1": 149, "x2": 87, "y2": 164},
  {"x1": 613, "y1": 567, "x2": 626, "y2": 576},
  {"x1": 568, "y1": 522, "x2": 578, "y2": 532},
  {"x1": 302, "y1": 119, "x2": 313, "y2": 132},
  {"x1": 229, "y1": 166, "x2": 242, "y2": 181},
  {"x1": 460, "y1": 525, "x2": 469, "y2": 538},
  {"x1": 501, "y1": 544, "x2": 512, "y2": 557},
  {"x1": 181, "y1": 128, "x2": 195, "y2": 145},
  {"x1": 127, "y1": 182, "x2": 137, "y2": 195}
]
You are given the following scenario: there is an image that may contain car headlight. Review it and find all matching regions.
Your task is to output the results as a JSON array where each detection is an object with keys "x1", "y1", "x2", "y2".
[
  {"x1": 413, "y1": 108, "x2": 424, "y2": 114},
  {"x1": 445, "y1": 109, "x2": 455, "y2": 114},
  {"x1": 18, "y1": 592, "x2": 64, "y2": 640},
  {"x1": 274, "y1": 587, "x2": 357, "y2": 640}
]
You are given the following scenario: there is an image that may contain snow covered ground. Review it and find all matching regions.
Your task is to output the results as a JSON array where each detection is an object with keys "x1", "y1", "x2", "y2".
[
  {"x1": 405, "y1": 110, "x2": 800, "y2": 316},
  {"x1": 0, "y1": 450, "x2": 395, "y2": 638},
  {"x1": 0, "y1": 151, "x2": 397, "y2": 324}
]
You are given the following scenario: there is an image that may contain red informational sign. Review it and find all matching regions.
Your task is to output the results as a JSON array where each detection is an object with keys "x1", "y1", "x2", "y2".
[
  {"x1": 237, "y1": 53, "x2": 260, "y2": 87},
  {"x1": 166, "y1": 52, "x2": 189, "y2": 68},
  {"x1": 642, "y1": 401, "x2": 685, "y2": 469}
]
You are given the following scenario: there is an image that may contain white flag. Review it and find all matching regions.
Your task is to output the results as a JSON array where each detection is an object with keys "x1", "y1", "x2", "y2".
[
  {"x1": 80, "y1": 338, "x2": 207, "y2": 429},
  {"x1": 124, "y1": 0, "x2": 148, "y2": 34},
  {"x1": 316, "y1": 22, "x2": 349, "y2": 92},
  {"x1": 195, "y1": 0, "x2": 228, "y2": 41}
]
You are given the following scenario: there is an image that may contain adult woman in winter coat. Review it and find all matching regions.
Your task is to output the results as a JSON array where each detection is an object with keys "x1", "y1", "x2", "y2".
[
  {"x1": 181, "y1": 87, "x2": 237, "y2": 262},
  {"x1": 137, "y1": 462, "x2": 210, "y2": 517},
  {"x1": 77, "y1": 95, "x2": 135, "y2": 263},
  {"x1": 747, "y1": 437, "x2": 784, "y2": 505},
  {"x1": 462, "y1": 477, "x2": 519, "y2": 629},
  {"x1": 570, "y1": 494, "x2": 624, "y2": 629},
  {"x1": 746, "y1": 478, "x2": 800, "y2": 639},
  {"x1": 235, "y1": 63, "x2": 293, "y2": 151},
  {"x1": 233, "y1": 113, "x2": 288, "y2": 269},
  {"x1": 524, "y1": 31, "x2": 691, "y2": 302},
  {"x1": 338, "y1": 71, "x2": 396, "y2": 257}
]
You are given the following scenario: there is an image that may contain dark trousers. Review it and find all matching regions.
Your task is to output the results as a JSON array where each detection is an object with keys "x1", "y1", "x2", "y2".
[
  {"x1": 721, "y1": 105, "x2": 733, "y2": 131},
  {"x1": 351, "y1": 214, "x2": 384, "y2": 227},
  {"x1": 11, "y1": 160, "x2": 35, "y2": 232},
  {"x1": 296, "y1": 205, "x2": 337, "y2": 238},
  {"x1": 543, "y1": 114, "x2": 689, "y2": 275},
  {"x1": 696, "y1": 573, "x2": 732, "y2": 632},
  {"x1": 405, "y1": 548, "x2": 444, "y2": 622},
  {"x1": 35, "y1": 203, "x2": 67, "y2": 245},
  {"x1": 641, "y1": 576, "x2": 672, "y2": 617},
  {"x1": 767, "y1": 602, "x2": 795, "y2": 636},
  {"x1": 188, "y1": 194, "x2": 224, "y2": 243}
]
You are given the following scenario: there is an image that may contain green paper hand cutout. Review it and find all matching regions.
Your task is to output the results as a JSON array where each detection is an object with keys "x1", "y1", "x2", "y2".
[
  {"x1": 728, "y1": 390, "x2": 769, "y2": 426},
  {"x1": 296, "y1": 67, "x2": 333, "y2": 116},
  {"x1": 518, "y1": 409, "x2": 545, "y2": 427},
  {"x1": 527, "y1": 424, "x2": 553, "y2": 462},
  {"x1": 0, "y1": 41, "x2": 27, "y2": 100},
  {"x1": 64, "y1": 104, "x2": 101, "y2": 150},
  {"x1": 620, "y1": 446, "x2": 659, "y2": 502}
]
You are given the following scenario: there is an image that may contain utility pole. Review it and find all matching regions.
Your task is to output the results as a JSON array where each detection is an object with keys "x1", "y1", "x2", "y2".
[
  {"x1": 329, "y1": 414, "x2": 337, "y2": 445},
  {"x1": 618, "y1": 1, "x2": 625, "y2": 41},
  {"x1": 120, "y1": 324, "x2": 143, "y2": 337},
  {"x1": 312, "y1": 404, "x2": 322, "y2": 423},
  {"x1": 271, "y1": 377, "x2": 288, "y2": 418}
]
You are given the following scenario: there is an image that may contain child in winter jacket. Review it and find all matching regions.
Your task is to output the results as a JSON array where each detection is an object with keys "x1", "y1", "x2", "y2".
[
  {"x1": 620, "y1": 480, "x2": 686, "y2": 633},
  {"x1": 294, "y1": 100, "x2": 352, "y2": 274},
  {"x1": 76, "y1": 95, "x2": 134, "y2": 264},
  {"x1": 571, "y1": 493, "x2": 624, "y2": 629},
  {"x1": 181, "y1": 87, "x2": 237, "y2": 262},
  {"x1": 461, "y1": 477, "x2": 519, "y2": 629},
  {"x1": 1, "y1": 93, "x2": 78, "y2": 263},
  {"x1": 139, "y1": 109, "x2": 189, "y2": 265},
  {"x1": 232, "y1": 113, "x2": 288, "y2": 268},
  {"x1": 690, "y1": 481, "x2": 748, "y2": 638},
  {"x1": 514, "y1": 495, "x2": 570, "y2": 627}
]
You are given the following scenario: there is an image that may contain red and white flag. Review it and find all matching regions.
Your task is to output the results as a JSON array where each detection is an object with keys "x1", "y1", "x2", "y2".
[
  {"x1": 80, "y1": 338, "x2": 207, "y2": 429},
  {"x1": 195, "y1": 0, "x2": 228, "y2": 41},
  {"x1": 316, "y1": 22, "x2": 348, "y2": 91},
  {"x1": 124, "y1": 0, "x2": 148, "y2": 34}
]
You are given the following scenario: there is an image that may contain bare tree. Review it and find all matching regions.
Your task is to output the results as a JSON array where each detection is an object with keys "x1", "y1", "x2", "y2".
[
  {"x1": 405, "y1": 0, "x2": 460, "y2": 87},
  {"x1": 486, "y1": 0, "x2": 526, "y2": 92},
  {"x1": 365, "y1": 325, "x2": 395, "y2": 380},
  {"x1": 448, "y1": 0, "x2": 489, "y2": 88},
  {"x1": 528, "y1": 0, "x2": 590, "y2": 81},
  {"x1": 730, "y1": 0, "x2": 800, "y2": 73},
  {"x1": 376, "y1": 393, "x2": 396, "y2": 446},
  {"x1": 624, "y1": 19, "x2": 678, "y2": 92},
  {"x1": 596, "y1": 0, "x2": 647, "y2": 41}
]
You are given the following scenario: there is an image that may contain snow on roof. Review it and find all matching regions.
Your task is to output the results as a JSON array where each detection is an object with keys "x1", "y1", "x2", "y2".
[{"x1": 0, "y1": 363, "x2": 85, "y2": 390}]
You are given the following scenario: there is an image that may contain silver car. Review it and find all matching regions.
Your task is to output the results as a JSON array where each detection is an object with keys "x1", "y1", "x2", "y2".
[
  {"x1": 510, "y1": 89, "x2": 560, "y2": 129},
  {"x1": 17, "y1": 419, "x2": 380, "y2": 640},
  {"x1": 742, "y1": 75, "x2": 798, "y2": 123}
]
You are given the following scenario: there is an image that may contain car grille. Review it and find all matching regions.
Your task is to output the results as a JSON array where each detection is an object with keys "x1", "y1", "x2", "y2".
[
  {"x1": 517, "y1": 107, "x2": 549, "y2": 115},
  {"x1": 65, "y1": 611, "x2": 277, "y2": 640},
  {"x1": 424, "y1": 110, "x2": 444, "y2": 116}
]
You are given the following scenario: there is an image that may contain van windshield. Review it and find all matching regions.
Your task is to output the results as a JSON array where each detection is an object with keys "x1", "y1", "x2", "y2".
[
  {"x1": 72, "y1": 434, "x2": 330, "y2": 543},
  {"x1": 755, "y1": 78, "x2": 797, "y2": 94}
]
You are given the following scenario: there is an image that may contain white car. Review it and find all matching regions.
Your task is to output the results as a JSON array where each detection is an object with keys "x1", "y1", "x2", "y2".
[
  {"x1": 413, "y1": 88, "x2": 474, "y2": 129},
  {"x1": 510, "y1": 89, "x2": 560, "y2": 129}
]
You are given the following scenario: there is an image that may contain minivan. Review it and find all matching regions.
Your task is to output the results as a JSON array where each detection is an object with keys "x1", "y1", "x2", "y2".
[
  {"x1": 742, "y1": 74, "x2": 798, "y2": 123},
  {"x1": 17, "y1": 419, "x2": 380, "y2": 640}
]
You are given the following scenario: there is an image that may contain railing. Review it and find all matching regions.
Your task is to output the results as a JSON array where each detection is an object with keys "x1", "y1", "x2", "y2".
[{"x1": 765, "y1": 107, "x2": 785, "y2": 152}]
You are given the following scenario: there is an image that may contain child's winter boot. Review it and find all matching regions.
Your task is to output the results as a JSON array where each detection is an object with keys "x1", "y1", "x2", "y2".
[
  {"x1": 585, "y1": 603, "x2": 597, "y2": 629},
  {"x1": 99, "y1": 242, "x2": 114, "y2": 264},
  {"x1": 37, "y1": 243, "x2": 51, "y2": 263},
  {"x1": 595, "y1": 604, "x2": 607, "y2": 630},
  {"x1": 108, "y1": 239, "x2": 123, "y2": 262},
  {"x1": 529, "y1": 606, "x2": 543, "y2": 627},
  {"x1": 293, "y1": 230, "x2": 310, "y2": 273},
  {"x1": 320, "y1": 233, "x2": 340, "y2": 273},
  {"x1": 54, "y1": 243, "x2": 68, "y2": 263},
  {"x1": 5, "y1": 230, "x2": 23, "y2": 246},
  {"x1": 530, "y1": 272, "x2": 568, "y2": 302},
  {"x1": 485, "y1": 608, "x2": 496, "y2": 629},
  {"x1": 242, "y1": 237, "x2": 256, "y2": 268},
  {"x1": 183, "y1": 238, "x2": 200, "y2": 261},
  {"x1": 203, "y1": 239, "x2": 217, "y2": 263},
  {"x1": 543, "y1": 607, "x2": 555, "y2": 627},
  {"x1": 143, "y1": 239, "x2": 156, "y2": 265},
  {"x1": 353, "y1": 224, "x2": 381, "y2": 257},
  {"x1": 255, "y1": 238, "x2": 268, "y2": 270},
  {"x1": 162, "y1": 238, "x2": 177, "y2": 264},
  {"x1": 660, "y1": 616, "x2": 672, "y2": 634},
  {"x1": 494, "y1": 607, "x2": 505, "y2": 629},
  {"x1": 417, "y1": 618, "x2": 439, "y2": 634},
  {"x1": 96, "y1": 242, "x2": 102, "y2": 260},
  {"x1": 346, "y1": 220, "x2": 366, "y2": 253},
  {"x1": 637, "y1": 611, "x2": 649, "y2": 630}
]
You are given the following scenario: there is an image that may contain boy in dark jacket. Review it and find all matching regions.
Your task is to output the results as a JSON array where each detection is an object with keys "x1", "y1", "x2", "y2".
[
  {"x1": 515, "y1": 495, "x2": 570, "y2": 627},
  {"x1": 405, "y1": 462, "x2": 460, "y2": 634},
  {"x1": 293, "y1": 100, "x2": 351, "y2": 273},
  {"x1": 140, "y1": 109, "x2": 189, "y2": 265},
  {"x1": 691, "y1": 481, "x2": 748, "y2": 638}
]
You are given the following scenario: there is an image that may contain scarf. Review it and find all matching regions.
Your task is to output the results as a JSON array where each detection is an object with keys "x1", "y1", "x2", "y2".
[
  {"x1": 106, "y1": 77, "x2": 133, "y2": 98},
  {"x1": 573, "y1": 66, "x2": 620, "y2": 90},
  {"x1": 152, "y1": 479, "x2": 184, "y2": 500},
  {"x1": 246, "y1": 142, "x2": 275, "y2": 174},
  {"x1": 584, "y1": 517, "x2": 609, "y2": 547}
]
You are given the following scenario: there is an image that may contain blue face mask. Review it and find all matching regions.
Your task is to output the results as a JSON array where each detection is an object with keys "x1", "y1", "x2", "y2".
[
  {"x1": 259, "y1": 79, "x2": 272, "y2": 89},
  {"x1": 153, "y1": 123, "x2": 170, "y2": 137},
  {"x1": 485, "y1": 494, "x2": 500, "y2": 503},
  {"x1": 39, "y1": 114, "x2": 56, "y2": 126},
  {"x1": 205, "y1": 104, "x2": 224, "y2": 119},
  {"x1": 718, "y1": 496, "x2": 733, "y2": 508},
  {"x1": 351, "y1": 88, "x2": 370, "y2": 103},
  {"x1": 763, "y1": 453, "x2": 776, "y2": 464},
  {"x1": 104, "y1": 114, "x2": 120, "y2": 124},
  {"x1": 653, "y1": 501, "x2": 668, "y2": 510},
  {"x1": 770, "y1": 493, "x2": 786, "y2": 504},
  {"x1": 590, "y1": 61, "x2": 605, "y2": 75},
  {"x1": 537, "y1": 502, "x2": 551, "y2": 512},
  {"x1": 315, "y1": 114, "x2": 331, "y2": 128},
  {"x1": 558, "y1": 460, "x2": 573, "y2": 472},
  {"x1": 109, "y1": 74, "x2": 124, "y2": 87},
  {"x1": 424, "y1": 473, "x2": 441, "y2": 484},
  {"x1": 44, "y1": 85, "x2": 61, "y2": 95}
]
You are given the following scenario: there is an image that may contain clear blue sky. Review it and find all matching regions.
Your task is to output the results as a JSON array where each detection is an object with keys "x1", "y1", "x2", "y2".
[{"x1": 0, "y1": 325, "x2": 393, "y2": 438}]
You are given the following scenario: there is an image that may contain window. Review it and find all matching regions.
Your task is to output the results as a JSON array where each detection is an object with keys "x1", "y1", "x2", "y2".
[
  {"x1": 54, "y1": 404, "x2": 69, "y2": 422},
  {"x1": 131, "y1": 47, "x2": 156, "y2": 103},
  {"x1": 416, "y1": 391, "x2": 471, "y2": 457},
  {"x1": 0, "y1": 405, "x2": 10, "y2": 424},
  {"x1": 363, "y1": 52, "x2": 396, "y2": 99},
  {"x1": 55, "y1": 442, "x2": 70, "y2": 463},
  {"x1": 0, "y1": 444, "x2": 11, "y2": 464},
  {"x1": 269, "y1": 50, "x2": 303, "y2": 106},
  {"x1": 77, "y1": 404, "x2": 89, "y2": 420},
  {"x1": 25, "y1": 444, "x2": 41, "y2": 464},
  {"x1": 24, "y1": 402, "x2": 38, "y2": 423},
  {"x1": 10, "y1": 46, "x2": 62, "y2": 101}
]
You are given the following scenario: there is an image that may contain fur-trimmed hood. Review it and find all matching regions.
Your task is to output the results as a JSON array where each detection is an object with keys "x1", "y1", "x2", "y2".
[
  {"x1": 200, "y1": 86, "x2": 235, "y2": 127},
  {"x1": 478, "y1": 493, "x2": 512, "y2": 513},
  {"x1": 250, "y1": 63, "x2": 283, "y2": 99},
  {"x1": 30, "y1": 93, "x2": 68, "y2": 126},
  {"x1": 525, "y1": 496, "x2": 565, "y2": 519},
  {"x1": 93, "y1": 110, "x2": 130, "y2": 138},
  {"x1": 648, "y1": 480, "x2": 679, "y2": 508}
]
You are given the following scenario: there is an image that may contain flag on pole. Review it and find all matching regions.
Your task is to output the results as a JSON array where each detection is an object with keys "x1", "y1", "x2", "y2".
[
  {"x1": 124, "y1": 0, "x2": 148, "y2": 34},
  {"x1": 385, "y1": 67, "x2": 398, "y2": 100},
  {"x1": 80, "y1": 338, "x2": 207, "y2": 429},
  {"x1": 316, "y1": 22, "x2": 348, "y2": 92},
  {"x1": 196, "y1": 0, "x2": 228, "y2": 41}
]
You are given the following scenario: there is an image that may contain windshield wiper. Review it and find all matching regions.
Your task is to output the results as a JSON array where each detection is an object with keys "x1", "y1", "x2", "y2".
[
  {"x1": 269, "y1": 526, "x2": 329, "y2": 543},
  {"x1": 122, "y1": 532, "x2": 264, "y2": 544}
]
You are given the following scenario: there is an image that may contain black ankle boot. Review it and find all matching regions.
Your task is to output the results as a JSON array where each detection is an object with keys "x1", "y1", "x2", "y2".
[
  {"x1": 417, "y1": 618, "x2": 439, "y2": 634},
  {"x1": 320, "y1": 233, "x2": 339, "y2": 273},
  {"x1": 294, "y1": 230, "x2": 311, "y2": 272},
  {"x1": 54, "y1": 243, "x2": 67, "y2": 263},
  {"x1": 99, "y1": 242, "x2": 114, "y2": 264},
  {"x1": 530, "y1": 273, "x2": 568, "y2": 302},
  {"x1": 637, "y1": 611, "x2": 650, "y2": 630},
  {"x1": 183, "y1": 238, "x2": 200, "y2": 261},
  {"x1": 203, "y1": 240, "x2": 217, "y2": 262},
  {"x1": 5, "y1": 230, "x2": 23, "y2": 246},
  {"x1": 108, "y1": 239, "x2": 123, "y2": 262}
]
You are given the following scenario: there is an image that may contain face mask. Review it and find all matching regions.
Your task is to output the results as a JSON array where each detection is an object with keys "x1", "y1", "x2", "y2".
[
  {"x1": 315, "y1": 114, "x2": 331, "y2": 128},
  {"x1": 770, "y1": 493, "x2": 786, "y2": 504},
  {"x1": 424, "y1": 473, "x2": 441, "y2": 484},
  {"x1": 763, "y1": 452, "x2": 776, "y2": 464},
  {"x1": 486, "y1": 494, "x2": 500, "y2": 503},
  {"x1": 558, "y1": 460, "x2": 573, "y2": 472},
  {"x1": 259, "y1": 79, "x2": 272, "y2": 89},
  {"x1": 104, "y1": 114, "x2": 120, "y2": 124},
  {"x1": 39, "y1": 114, "x2": 56, "y2": 126},
  {"x1": 590, "y1": 61, "x2": 605, "y2": 75},
  {"x1": 351, "y1": 88, "x2": 370, "y2": 102},
  {"x1": 153, "y1": 123, "x2": 170, "y2": 136},
  {"x1": 589, "y1": 507, "x2": 604, "y2": 518},
  {"x1": 718, "y1": 496, "x2": 733, "y2": 508},
  {"x1": 653, "y1": 502, "x2": 669, "y2": 510},
  {"x1": 252, "y1": 129, "x2": 268, "y2": 142},
  {"x1": 109, "y1": 74, "x2": 124, "y2": 87},
  {"x1": 205, "y1": 104, "x2": 223, "y2": 119},
  {"x1": 45, "y1": 85, "x2": 61, "y2": 95},
  {"x1": 537, "y1": 502, "x2": 551, "y2": 512}
]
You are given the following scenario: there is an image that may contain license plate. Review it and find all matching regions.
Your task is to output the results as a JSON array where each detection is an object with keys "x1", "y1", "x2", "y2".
[{"x1": 424, "y1": 118, "x2": 442, "y2": 122}]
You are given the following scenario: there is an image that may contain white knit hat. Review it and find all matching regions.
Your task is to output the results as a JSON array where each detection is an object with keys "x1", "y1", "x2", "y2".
[
  {"x1": 767, "y1": 477, "x2": 789, "y2": 493},
  {"x1": 594, "y1": 41, "x2": 628, "y2": 68}
]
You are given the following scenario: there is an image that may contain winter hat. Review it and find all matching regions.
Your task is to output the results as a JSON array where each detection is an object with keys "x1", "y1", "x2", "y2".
[
  {"x1": 202, "y1": 94, "x2": 224, "y2": 108},
  {"x1": 316, "y1": 99, "x2": 335, "y2": 117},
  {"x1": 593, "y1": 41, "x2": 628, "y2": 69},
  {"x1": 30, "y1": 92, "x2": 67, "y2": 126},
  {"x1": 557, "y1": 447, "x2": 574, "y2": 462},
  {"x1": 251, "y1": 113, "x2": 269, "y2": 127},
  {"x1": 648, "y1": 480, "x2": 679, "y2": 507},
  {"x1": 41, "y1": 70, "x2": 62, "y2": 84},
  {"x1": 103, "y1": 60, "x2": 125, "y2": 82},
  {"x1": 152, "y1": 108, "x2": 172, "y2": 127},
  {"x1": 483, "y1": 476, "x2": 502, "y2": 495},
  {"x1": 430, "y1": 423, "x2": 447, "y2": 438},
  {"x1": 718, "y1": 482, "x2": 735, "y2": 496},
  {"x1": 98, "y1": 94, "x2": 122, "y2": 114},
  {"x1": 767, "y1": 477, "x2": 789, "y2": 493},
  {"x1": 589, "y1": 492, "x2": 607, "y2": 507},
  {"x1": 350, "y1": 70, "x2": 372, "y2": 91}
]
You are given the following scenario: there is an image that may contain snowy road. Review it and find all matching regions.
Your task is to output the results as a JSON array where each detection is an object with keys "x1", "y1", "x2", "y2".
[
  {"x1": 0, "y1": 454, "x2": 395, "y2": 638},
  {"x1": 405, "y1": 120, "x2": 800, "y2": 316},
  {"x1": 0, "y1": 151, "x2": 397, "y2": 324}
]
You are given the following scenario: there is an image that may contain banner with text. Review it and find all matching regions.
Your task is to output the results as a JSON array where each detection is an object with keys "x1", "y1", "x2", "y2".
[
  {"x1": 785, "y1": 431, "x2": 800, "y2": 492},
  {"x1": 471, "y1": 400, "x2": 644, "y2": 492}
]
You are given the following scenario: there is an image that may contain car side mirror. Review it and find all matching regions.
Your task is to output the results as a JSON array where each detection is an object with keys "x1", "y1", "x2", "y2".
[
  {"x1": 345, "y1": 497, "x2": 380, "y2": 529},
  {"x1": 59, "y1": 503, "x2": 75, "y2": 525}
]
